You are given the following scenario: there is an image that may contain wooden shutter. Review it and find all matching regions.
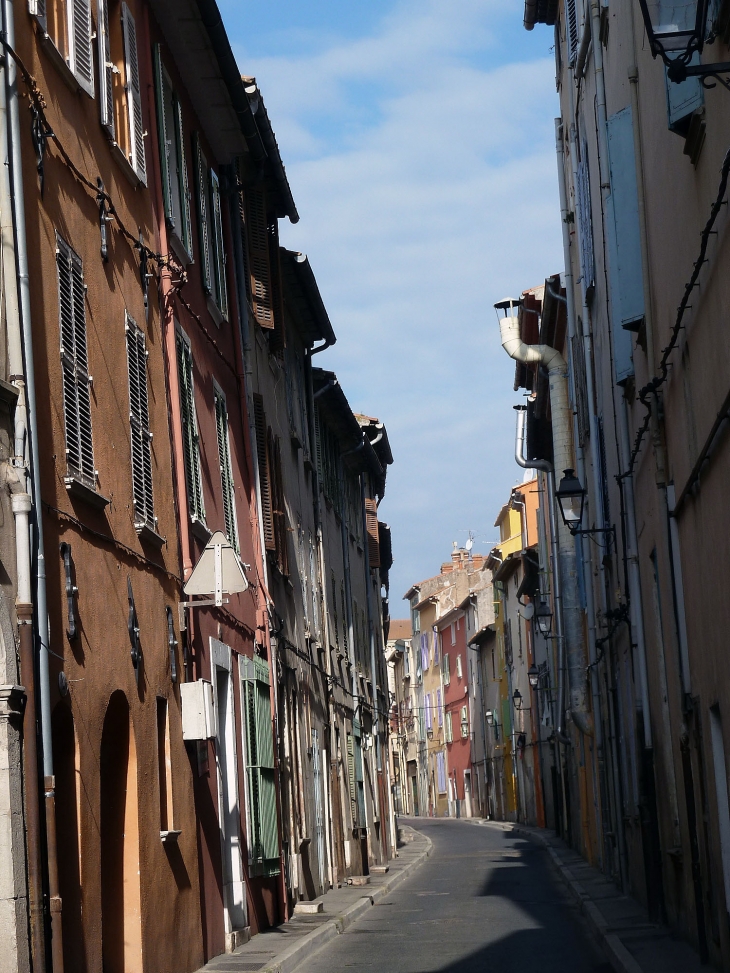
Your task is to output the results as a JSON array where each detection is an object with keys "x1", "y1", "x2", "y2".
[
  {"x1": 242, "y1": 658, "x2": 280, "y2": 876},
  {"x1": 252, "y1": 394, "x2": 275, "y2": 551},
  {"x1": 244, "y1": 187, "x2": 274, "y2": 329},
  {"x1": 28, "y1": 0, "x2": 46, "y2": 29},
  {"x1": 121, "y1": 2, "x2": 146, "y2": 184},
  {"x1": 57, "y1": 235, "x2": 95, "y2": 489},
  {"x1": 606, "y1": 106, "x2": 644, "y2": 331},
  {"x1": 445, "y1": 712, "x2": 453, "y2": 744},
  {"x1": 346, "y1": 733, "x2": 357, "y2": 824},
  {"x1": 194, "y1": 134, "x2": 212, "y2": 293},
  {"x1": 175, "y1": 329, "x2": 205, "y2": 521},
  {"x1": 565, "y1": 0, "x2": 579, "y2": 63},
  {"x1": 272, "y1": 436, "x2": 288, "y2": 576},
  {"x1": 214, "y1": 386, "x2": 239, "y2": 552},
  {"x1": 576, "y1": 143, "x2": 594, "y2": 292},
  {"x1": 153, "y1": 45, "x2": 173, "y2": 223},
  {"x1": 126, "y1": 314, "x2": 154, "y2": 530},
  {"x1": 210, "y1": 168, "x2": 229, "y2": 320},
  {"x1": 97, "y1": 0, "x2": 114, "y2": 135},
  {"x1": 267, "y1": 219, "x2": 285, "y2": 353},
  {"x1": 68, "y1": 0, "x2": 94, "y2": 96},
  {"x1": 174, "y1": 98, "x2": 193, "y2": 257},
  {"x1": 364, "y1": 497, "x2": 380, "y2": 567}
]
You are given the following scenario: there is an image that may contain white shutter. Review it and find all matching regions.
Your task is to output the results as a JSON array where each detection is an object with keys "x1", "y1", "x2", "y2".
[
  {"x1": 97, "y1": 0, "x2": 114, "y2": 136},
  {"x1": 214, "y1": 385, "x2": 238, "y2": 552},
  {"x1": 126, "y1": 313, "x2": 154, "y2": 530},
  {"x1": 57, "y1": 235, "x2": 95, "y2": 489},
  {"x1": 175, "y1": 328, "x2": 205, "y2": 522},
  {"x1": 68, "y1": 0, "x2": 94, "y2": 97},
  {"x1": 29, "y1": 0, "x2": 47, "y2": 32},
  {"x1": 121, "y1": 2, "x2": 147, "y2": 185},
  {"x1": 210, "y1": 169, "x2": 228, "y2": 320}
]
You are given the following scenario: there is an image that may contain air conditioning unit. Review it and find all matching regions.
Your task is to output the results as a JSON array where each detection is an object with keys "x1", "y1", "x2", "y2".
[{"x1": 181, "y1": 680, "x2": 215, "y2": 740}]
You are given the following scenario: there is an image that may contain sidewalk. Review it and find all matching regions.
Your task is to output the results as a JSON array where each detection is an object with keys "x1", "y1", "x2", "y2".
[
  {"x1": 479, "y1": 820, "x2": 713, "y2": 973},
  {"x1": 195, "y1": 824, "x2": 431, "y2": 973}
]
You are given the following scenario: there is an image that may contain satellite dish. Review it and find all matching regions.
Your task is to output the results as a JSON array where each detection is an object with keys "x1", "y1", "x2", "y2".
[{"x1": 465, "y1": 536, "x2": 474, "y2": 552}]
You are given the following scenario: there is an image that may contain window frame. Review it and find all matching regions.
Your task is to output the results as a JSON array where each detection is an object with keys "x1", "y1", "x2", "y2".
[{"x1": 213, "y1": 381, "x2": 239, "y2": 554}]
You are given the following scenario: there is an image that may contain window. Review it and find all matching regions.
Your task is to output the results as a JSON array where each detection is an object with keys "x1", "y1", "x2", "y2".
[
  {"x1": 364, "y1": 497, "x2": 380, "y2": 567},
  {"x1": 31, "y1": 0, "x2": 94, "y2": 96},
  {"x1": 153, "y1": 46, "x2": 192, "y2": 259},
  {"x1": 213, "y1": 383, "x2": 239, "y2": 553},
  {"x1": 175, "y1": 326, "x2": 205, "y2": 524},
  {"x1": 125, "y1": 313, "x2": 155, "y2": 533},
  {"x1": 241, "y1": 656, "x2": 280, "y2": 877},
  {"x1": 243, "y1": 186, "x2": 274, "y2": 329},
  {"x1": 56, "y1": 234, "x2": 95, "y2": 491},
  {"x1": 436, "y1": 751, "x2": 447, "y2": 794},
  {"x1": 443, "y1": 653, "x2": 450, "y2": 687},
  {"x1": 456, "y1": 655, "x2": 463, "y2": 680},
  {"x1": 194, "y1": 134, "x2": 228, "y2": 322},
  {"x1": 420, "y1": 633, "x2": 429, "y2": 672},
  {"x1": 450, "y1": 622, "x2": 456, "y2": 646},
  {"x1": 436, "y1": 689, "x2": 442, "y2": 727},
  {"x1": 425, "y1": 693, "x2": 432, "y2": 731},
  {"x1": 404, "y1": 644, "x2": 410, "y2": 678},
  {"x1": 156, "y1": 698, "x2": 173, "y2": 833},
  {"x1": 445, "y1": 711, "x2": 453, "y2": 744},
  {"x1": 267, "y1": 430, "x2": 288, "y2": 576},
  {"x1": 461, "y1": 704, "x2": 469, "y2": 738},
  {"x1": 411, "y1": 604, "x2": 421, "y2": 634},
  {"x1": 432, "y1": 629, "x2": 439, "y2": 666}
]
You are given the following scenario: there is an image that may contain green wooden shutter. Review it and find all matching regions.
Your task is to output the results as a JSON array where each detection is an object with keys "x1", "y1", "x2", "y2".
[
  {"x1": 174, "y1": 97, "x2": 193, "y2": 257},
  {"x1": 57, "y1": 235, "x2": 95, "y2": 489},
  {"x1": 175, "y1": 330, "x2": 205, "y2": 521},
  {"x1": 69, "y1": 0, "x2": 94, "y2": 97},
  {"x1": 214, "y1": 386, "x2": 238, "y2": 552},
  {"x1": 253, "y1": 394, "x2": 275, "y2": 551},
  {"x1": 194, "y1": 134, "x2": 212, "y2": 293},
  {"x1": 121, "y1": 2, "x2": 146, "y2": 184},
  {"x1": 210, "y1": 168, "x2": 229, "y2": 320},
  {"x1": 97, "y1": 0, "x2": 114, "y2": 136},
  {"x1": 243, "y1": 656, "x2": 280, "y2": 876},
  {"x1": 126, "y1": 314, "x2": 154, "y2": 531},
  {"x1": 153, "y1": 45, "x2": 173, "y2": 223}
]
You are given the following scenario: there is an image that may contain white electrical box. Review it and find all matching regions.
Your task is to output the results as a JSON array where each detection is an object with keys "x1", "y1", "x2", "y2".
[{"x1": 181, "y1": 680, "x2": 216, "y2": 740}]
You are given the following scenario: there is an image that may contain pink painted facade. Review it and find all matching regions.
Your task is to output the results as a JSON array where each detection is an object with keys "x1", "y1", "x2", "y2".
[{"x1": 439, "y1": 610, "x2": 473, "y2": 815}]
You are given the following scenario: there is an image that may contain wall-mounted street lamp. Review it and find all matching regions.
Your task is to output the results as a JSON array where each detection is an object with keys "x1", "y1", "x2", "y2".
[
  {"x1": 637, "y1": 0, "x2": 730, "y2": 87},
  {"x1": 513, "y1": 688, "x2": 530, "y2": 711},
  {"x1": 534, "y1": 599, "x2": 553, "y2": 638},
  {"x1": 485, "y1": 709, "x2": 500, "y2": 741},
  {"x1": 528, "y1": 664, "x2": 540, "y2": 690},
  {"x1": 556, "y1": 469, "x2": 616, "y2": 541}
]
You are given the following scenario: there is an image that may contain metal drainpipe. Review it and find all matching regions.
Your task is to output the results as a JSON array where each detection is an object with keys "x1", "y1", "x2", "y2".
[{"x1": 3, "y1": 0, "x2": 63, "y2": 966}]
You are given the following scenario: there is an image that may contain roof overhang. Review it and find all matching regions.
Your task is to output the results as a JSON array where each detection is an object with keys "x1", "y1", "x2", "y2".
[
  {"x1": 280, "y1": 250, "x2": 336, "y2": 347},
  {"x1": 468, "y1": 623, "x2": 496, "y2": 647}
]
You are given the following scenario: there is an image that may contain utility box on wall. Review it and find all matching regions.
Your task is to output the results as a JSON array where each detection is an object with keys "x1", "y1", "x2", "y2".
[{"x1": 181, "y1": 680, "x2": 216, "y2": 740}]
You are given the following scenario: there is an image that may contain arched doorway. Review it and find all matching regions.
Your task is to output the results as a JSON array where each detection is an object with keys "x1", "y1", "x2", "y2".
[
  {"x1": 52, "y1": 702, "x2": 85, "y2": 972},
  {"x1": 100, "y1": 691, "x2": 142, "y2": 973}
]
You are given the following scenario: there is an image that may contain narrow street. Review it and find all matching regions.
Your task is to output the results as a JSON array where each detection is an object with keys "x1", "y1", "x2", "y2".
[{"x1": 296, "y1": 819, "x2": 611, "y2": 973}]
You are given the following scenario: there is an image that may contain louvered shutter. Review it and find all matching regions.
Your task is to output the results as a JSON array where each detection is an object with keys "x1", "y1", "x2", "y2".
[
  {"x1": 244, "y1": 187, "x2": 274, "y2": 329},
  {"x1": 445, "y1": 712, "x2": 453, "y2": 744},
  {"x1": 153, "y1": 45, "x2": 173, "y2": 223},
  {"x1": 28, "y1": 0, "x2": 46, "y2": 29},
  {"x1": 68, "y1": 0, "x2": 94, "y2": 96},
  {"x1": 576, "y1": 143, "x2": 595, "y2": 293},
  {"x1": 121, "y1": 3, "x2": 146, "y2": 184},
  {"x1": 175, "y1": 329, "x2": 205, "y2": 521},
  {"x1": 272, "y1": 436, "x2": 288, "y2": 575},
  {"x1": 268, "y1": 219, "x2": 285, "y2": 353},
  {"x1": 214, "y1": 386, "x2": 239, "y2": 552},
  {"x1": 175, "y1": 99, "x2": 193, "y2": 257},
  {"x1": 353, "y1": 726, "x2": 365, "y2": 823},
  {"x1": 606, "y1": 106, "x2": 644, "y2": 332},
  {"x1": 313, "y1": 406, "x2": 323, "y2": 480},
  {"x1": 194, "y1": 134, "x2": 212, "y2": 293},
  {"x1": 242, "y1": 658, "x2": 280, "y2": 876},
  {"x1": 253, "y1": 394, "x2": 275, "y2": 551},
  {"x1": 565, "y1": 0, "x2": 579, "y2": 63},
  {"x1": 57, "y1": 235, "x2": 95, "y2": 489},
  {"x1": 364, "y1": 497, "x2": 380, "y2": 567},
  {"x1": 210, "y1": 169, "x2": 229, "y2": 320},
  {"x1": 346, "y1": 733, "x2": 357, "y2": 824},
  {"x1": 437, "y1": 689, "x2": 442, "y2": 727},
  {"x1": 97, "y1": 0, "x2": 114, "y2": 135},
  {"x1": 126, "y1": 314, "x2": 154, "y2": 530}
]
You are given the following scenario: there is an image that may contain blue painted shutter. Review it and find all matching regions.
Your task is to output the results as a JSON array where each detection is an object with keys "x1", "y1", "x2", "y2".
[
  {"x1": 605, "y1": 192, "x2": 635, "y2": 385},
  {"x1": 606, "y1": 107, "x2": 644, "y2": 332},
  {"x1": 437, "y1": 689, "x2": 443, "y2": 727},
  {"x1": 576, "y1": 142, "x2": 595, "y2": 292},
  {"x1": 665, "y1": 54, "x2": 703, "y2": 132}
]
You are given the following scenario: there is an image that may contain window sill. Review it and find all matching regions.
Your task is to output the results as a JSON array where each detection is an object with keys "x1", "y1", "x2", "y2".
[
  {"x1": 136, "y1": 522, "x2": 165, "y2": 548},
  {"x1": 110, "y1": 141, "x2": 143, "y2": 189},
  {"x1": 190, "y1": 517, "x2": 211, "y2": 544},
  {"x1": 168, "y1": 230, "x2": 193, "y2": 268},
  {"x1": 206, "y1": 296, "x2": 227, "y2": 329},
  {"x1": 160, "y1": 829, "x2": 182, "y2": 845},
  {"x1": 65, "y1": 477, "x2": 110, "y2": 510},
  {"x1": 40, "y1": 33, "x2": 93, "y2": 98}
]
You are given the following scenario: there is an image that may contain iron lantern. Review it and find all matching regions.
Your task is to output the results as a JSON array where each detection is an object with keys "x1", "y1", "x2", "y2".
[
  {"x1": 528, "y1": 664, "x2": 540, "y2": 690},
  {"x1": 485, "y1": 709, "x2": 495, "y2": 726},
  {"x1": 534, "y1": 599, "x2": 553, "y2": 637},
  {"x1": 636, "y1": 0, "x2": 730, "y2": 87},
  {"x1": 556, "y1": 468, "x2": 586, "y2": 533},
  {"x1": 513, "y1": 688, "x2": 523, "y2": 709}
]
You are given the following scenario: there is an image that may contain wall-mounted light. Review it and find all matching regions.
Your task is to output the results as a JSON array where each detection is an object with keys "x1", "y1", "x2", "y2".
[
  {"x1": 637, "y1": 0, "x2": 730, "y2": 87},
  {"x1": 59, "y1": 542, "x2": 78, "y2": 640},
  {"x1": 556, "y1": 468, "x2": 586, "y2": 532},
  {"x1": 166, "y1": 606, "x2": 178, "y2": 684},
  {"x1": 528, "y1": 664, "x2": 540, "y2": 691},
  {"x1": 127, "y1": 577, "x2": 141, "y2": 683},
  {"x1": 534, "y1": 599, "x2": 553, "y2": 637}
]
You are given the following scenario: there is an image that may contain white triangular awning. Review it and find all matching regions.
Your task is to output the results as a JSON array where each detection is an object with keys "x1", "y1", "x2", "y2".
[{"x1": 183, "y1": 531, "x2": 248, "y2": 603}]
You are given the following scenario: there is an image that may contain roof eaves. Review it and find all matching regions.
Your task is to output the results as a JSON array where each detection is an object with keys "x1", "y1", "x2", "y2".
[
  {"x1": 242, "y1": 78, "x2": 299, "y2": 223},
  {"x1": 280, "y1": 249, "x2": 336, "y2": 347}
]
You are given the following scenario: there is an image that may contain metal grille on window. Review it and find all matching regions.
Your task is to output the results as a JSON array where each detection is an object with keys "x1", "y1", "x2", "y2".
[
  {"x1": 175, "y1": 329, "x2": 205, "y2": 522},
  {"x1": 121, "y1": 2, "x2": 146, "y2": 183},
  {"x1": 214, "y1": 386, "x2": 239, "y2": 553},
  {"x1": 126, "y1": 313, "x2": 155, "y2": 532},
  {"x1": 242, "y1": 656, "x2": 280, "y2": 877},
  {"x1": 57, "y1": 235, "x2": 95, "y2": 490}
]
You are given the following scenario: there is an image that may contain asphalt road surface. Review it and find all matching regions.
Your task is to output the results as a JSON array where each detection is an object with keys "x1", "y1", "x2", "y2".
[{"x1": 296, "y1": 818, "x2": 613, "y2": 973}]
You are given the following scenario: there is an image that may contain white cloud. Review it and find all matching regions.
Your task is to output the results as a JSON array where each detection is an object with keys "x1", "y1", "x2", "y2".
[{"x1": 234, "y1": 0, "x2": 563, "y2": 603}]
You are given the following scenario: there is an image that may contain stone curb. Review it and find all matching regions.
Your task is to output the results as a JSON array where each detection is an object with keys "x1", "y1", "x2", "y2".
[
  {"x1": 481, "y1": 822, "x2": 643, "y2": 973},
  {"x1": 261, "y1": 831, "x2": 433, "y2": 973}
]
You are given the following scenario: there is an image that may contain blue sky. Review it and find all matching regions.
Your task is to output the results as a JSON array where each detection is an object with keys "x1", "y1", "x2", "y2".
[{"x1": 220, "y1": 0, "x2": 563, "y2": 608}]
